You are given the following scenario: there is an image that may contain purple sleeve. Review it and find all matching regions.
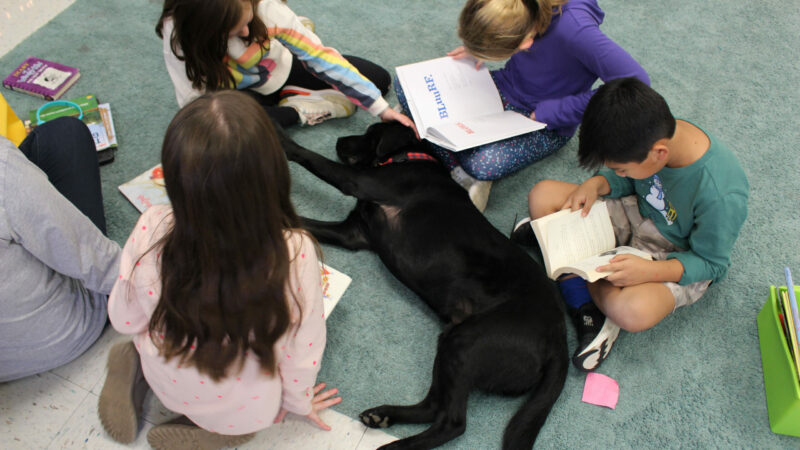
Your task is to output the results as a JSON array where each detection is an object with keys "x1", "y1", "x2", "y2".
[{"x1": 534, "y1": 21, "x2": 650, "y2": 130}]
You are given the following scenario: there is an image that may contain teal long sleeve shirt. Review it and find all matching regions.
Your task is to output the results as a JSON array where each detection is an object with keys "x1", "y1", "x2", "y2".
[{"x1": 598, "y1": 123, "x2": 749, "y2": 285}]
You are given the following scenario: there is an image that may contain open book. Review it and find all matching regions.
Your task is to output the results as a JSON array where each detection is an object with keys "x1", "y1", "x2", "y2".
[
  {"x1": 395, "y1": 57, "x2": 546, "y2": 151},
  {"x1": 531, "y1": 201, "x2": 652, "y2": 282}
]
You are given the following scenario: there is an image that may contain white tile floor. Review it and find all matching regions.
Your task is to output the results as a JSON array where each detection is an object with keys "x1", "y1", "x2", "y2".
[{"x1": 0, "y1": 1, "x2": 396, "y2": 448}]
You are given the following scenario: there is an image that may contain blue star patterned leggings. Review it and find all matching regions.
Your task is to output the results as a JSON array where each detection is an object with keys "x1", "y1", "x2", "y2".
[{"x1": 394, "y1": 72, "x2": 571, "y2": 181}]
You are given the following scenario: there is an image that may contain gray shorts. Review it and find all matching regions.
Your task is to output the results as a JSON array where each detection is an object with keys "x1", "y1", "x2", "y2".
[{"x1": 605, "y1": 196, "x2": 711, "y2": 310}]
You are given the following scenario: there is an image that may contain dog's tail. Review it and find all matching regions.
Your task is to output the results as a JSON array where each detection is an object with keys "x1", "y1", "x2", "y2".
[{"x1": 502, "y1": 352, "x2": 568, "y2": 449}]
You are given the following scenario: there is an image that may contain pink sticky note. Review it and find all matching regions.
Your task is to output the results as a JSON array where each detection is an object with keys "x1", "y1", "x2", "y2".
[{"x1": 581, "y1": 372, "x2": 619, "y2": 409}]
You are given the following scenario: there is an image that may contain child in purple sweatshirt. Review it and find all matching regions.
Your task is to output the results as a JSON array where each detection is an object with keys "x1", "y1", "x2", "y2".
[{"x1": 397, "y1": 0, "x2": 649, "y2": 211}]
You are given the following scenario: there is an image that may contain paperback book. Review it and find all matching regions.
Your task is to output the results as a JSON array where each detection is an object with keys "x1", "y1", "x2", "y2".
[
  {"x1": 3, "y1": 56, "x2": 80, "y2": 100},
  {"x1": 531, "y1": 201, "x2": 652, "y2": 282}
]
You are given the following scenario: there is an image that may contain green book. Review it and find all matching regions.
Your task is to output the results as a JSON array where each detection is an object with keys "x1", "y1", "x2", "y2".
[{"x1": 25, "y1": 94, "x2": 118, "y2": 163}]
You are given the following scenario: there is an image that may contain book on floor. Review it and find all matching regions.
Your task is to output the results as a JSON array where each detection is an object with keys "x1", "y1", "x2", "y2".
[
  {"x1": 118, "y1": 165, "x2": 352, "y2": 315},
  {"x1": 118, "y1": 164, "x2": 168, "y2": 213},
  {"x1": 3, "y1": 56, "x2": 80, "y2": 100},
  {"x1": 25, "y1": 94, "x2": 118, "y2": 164},
  {"x1": 531, "y1": 201, "x2": 652, "y2": 282},
  {"x1": 321, "y1": 263, "x2": 351, "y2": 318},
  {"x1": 395, "y1": 56, "x2": 546, "y2": 152}
]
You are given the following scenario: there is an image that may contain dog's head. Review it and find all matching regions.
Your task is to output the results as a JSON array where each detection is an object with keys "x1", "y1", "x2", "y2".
[{"x1": 336, "y1": 122, "x2": 422, "y2": 168}]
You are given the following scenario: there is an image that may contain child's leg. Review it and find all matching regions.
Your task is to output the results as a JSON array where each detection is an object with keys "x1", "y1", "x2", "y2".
[
  {"x1": 456, "y1": 129, "x2": 570, "y2": 181},
  {"x1": 524, "y1": 179, "x2": 624, "y2": 371},
  {"x1": 18, "y1": 116, "x2": 107, "y2": 234},
  {"x1": 528, "y1": 179, "x2": 579, "y2": 219},
  {"x1": 589, "y1": 281, "x2": 676, "y2": 332}
]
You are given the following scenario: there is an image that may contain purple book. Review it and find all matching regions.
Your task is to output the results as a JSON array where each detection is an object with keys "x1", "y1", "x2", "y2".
[{"x1": 3, "y1": 56, "x2": 81, "y2": 101}]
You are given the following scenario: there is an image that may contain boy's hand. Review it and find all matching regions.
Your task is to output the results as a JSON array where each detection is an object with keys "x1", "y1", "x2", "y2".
[
  {"x1": 562, "y1": 176, "x2": 610, "y2": 216},
  {"x1": 596, "y1": 254, "x2": 654, "y2": 286},
  {"x1": 597, "y1": 256, "x2": 683, "y2": 286},
  {"x1": 447, "y1": 46, "x2": 484, "y2": 69}
]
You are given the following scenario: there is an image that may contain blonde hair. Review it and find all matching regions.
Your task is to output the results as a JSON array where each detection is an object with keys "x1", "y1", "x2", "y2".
[{"x1": 458, "y1": 0, "x2": 568, "y2": 61}]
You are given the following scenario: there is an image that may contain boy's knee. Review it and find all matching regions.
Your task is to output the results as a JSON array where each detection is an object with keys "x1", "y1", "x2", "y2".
[
  {"x1": 601, "y1": 295, "x2": 666, "y2": 333},
  {"x1": 529, "y1": 179, "x2": 560, "y2": 218}
]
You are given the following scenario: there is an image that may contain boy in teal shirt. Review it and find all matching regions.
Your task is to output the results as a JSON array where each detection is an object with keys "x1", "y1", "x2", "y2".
[{"x1": 512, "y1": 77, "x2": 749, "y2": 371}]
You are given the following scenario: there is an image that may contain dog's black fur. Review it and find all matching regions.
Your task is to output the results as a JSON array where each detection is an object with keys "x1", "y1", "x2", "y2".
[{"x1": 280, "y1": 122, "x2": 568, "y2": 449}]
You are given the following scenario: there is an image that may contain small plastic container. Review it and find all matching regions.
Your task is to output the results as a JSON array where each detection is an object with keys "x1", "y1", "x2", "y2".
[{"x1": 756, "y1": 285, "x2": 800, "y2": 437}]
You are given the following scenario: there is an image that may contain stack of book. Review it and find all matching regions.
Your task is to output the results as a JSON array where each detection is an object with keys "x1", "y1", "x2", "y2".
[
  {"x1": 778, "y1": 268, "x2": 800, "y2": 378},
  {"x1": 756, "y1": 267, "x2": 800, "y2": 437},
  {"x1": 24, "y1": 93, "x2": 118, "y2": 164}
]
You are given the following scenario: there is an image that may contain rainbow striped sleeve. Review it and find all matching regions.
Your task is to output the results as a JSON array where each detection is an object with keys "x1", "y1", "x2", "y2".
[{"x1": 269, "y1": 26, "x2": 383, "y2": 112}]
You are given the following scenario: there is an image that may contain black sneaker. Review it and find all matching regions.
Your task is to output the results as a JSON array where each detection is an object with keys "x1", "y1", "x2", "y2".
[{"x1": 570, "y1": 302, "x2": 621, "y2": 372}]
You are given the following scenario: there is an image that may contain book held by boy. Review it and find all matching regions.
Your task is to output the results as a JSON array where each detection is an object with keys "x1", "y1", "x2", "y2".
[
  {"x1": 531, "y1": 201, "x2": 652, "y2": 282},
  {"x1": 395, "y1": 56, "x2": 546, "y2": 152},
  {"x1": 3, "y1": 57, "x2": 80, "y2": 100}
]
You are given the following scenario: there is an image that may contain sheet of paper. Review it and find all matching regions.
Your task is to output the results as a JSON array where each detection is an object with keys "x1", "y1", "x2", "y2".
[{"x1": 582, "y1": 372, "x2": 619, "y2": 409}]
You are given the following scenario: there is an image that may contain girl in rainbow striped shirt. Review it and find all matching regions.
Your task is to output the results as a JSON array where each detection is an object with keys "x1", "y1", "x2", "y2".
[{"x1": 157, "y1": 0, "x2": 415, "y2": 130}]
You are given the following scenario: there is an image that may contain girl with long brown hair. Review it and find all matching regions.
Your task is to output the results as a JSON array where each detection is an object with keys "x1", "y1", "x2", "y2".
[
  {"x1": 156, "y1": 0, "x2": 414, "y2": 131},
  {"x1": 98, "y1": 91, "x2": 340, "y2": 449}
]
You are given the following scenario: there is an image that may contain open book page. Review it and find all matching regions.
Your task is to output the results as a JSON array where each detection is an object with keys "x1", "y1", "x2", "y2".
[
  {"x1": 320, "y1": 263, "x2": 352, "y2": 319},
  {"x1": 396, "y1": 57, "x2": 503, "y2": 134},
  {"x1": 428, "y1": 110, "x2": 546, "y2": 151},
  {"x1": 531, "y1": 201, "x2": 616, "y2": 279},
  {"x1": 552, "y1": 246, "x2": 653, "y2": 282}
]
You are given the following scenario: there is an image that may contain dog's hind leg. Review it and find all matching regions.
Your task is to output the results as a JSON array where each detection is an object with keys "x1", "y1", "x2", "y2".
[
  {"x1": 360, "y1": 345, "x2": 448, "y2": 428},
  {"x1": 365, "y1": 327, "x2": 478, "y2": 449},
  {"x1": 301, "y1": 211, "x2": 369, "y2": 250}
]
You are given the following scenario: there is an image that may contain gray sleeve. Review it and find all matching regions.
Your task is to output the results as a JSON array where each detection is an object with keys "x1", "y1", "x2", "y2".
[{"x1": 2, "y1": 141, "x2": 121, "y2": 294}]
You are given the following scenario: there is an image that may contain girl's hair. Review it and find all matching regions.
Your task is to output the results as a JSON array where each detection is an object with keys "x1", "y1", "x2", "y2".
[
  {"x1": 151, "y1": 90, "x2": 303, "y2": 381},
  {"x1": 156, "y1": 0, "x2": 268, "y2": 91},
  {"x1": 458, "y1": 0, "x2": 568, "y2": 61}
]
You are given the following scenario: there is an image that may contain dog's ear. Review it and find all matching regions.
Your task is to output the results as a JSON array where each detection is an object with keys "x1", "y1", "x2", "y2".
[{"x1": 374, "y1": 123, "x2": 418, "y2": 159}]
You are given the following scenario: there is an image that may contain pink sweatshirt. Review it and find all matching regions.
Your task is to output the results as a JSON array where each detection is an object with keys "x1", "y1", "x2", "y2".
[{"x1": 108, "y1": 204, "x2": 326, "y2": 435}]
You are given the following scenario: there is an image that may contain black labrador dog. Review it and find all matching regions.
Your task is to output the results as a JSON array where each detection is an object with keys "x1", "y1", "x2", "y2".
[{"x1": 280, "y1": 122, "x2": 568, "y2": 449}]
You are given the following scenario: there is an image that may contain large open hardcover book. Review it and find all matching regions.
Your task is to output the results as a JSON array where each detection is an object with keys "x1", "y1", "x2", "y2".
[{"x1": 395, "y1": 57, "x2": 546, "y2": 151}]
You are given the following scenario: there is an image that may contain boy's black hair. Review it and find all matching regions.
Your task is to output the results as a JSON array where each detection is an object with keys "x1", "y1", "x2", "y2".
[{"x1": 578, "y1": 77, "x2": 676, "y2": 169}]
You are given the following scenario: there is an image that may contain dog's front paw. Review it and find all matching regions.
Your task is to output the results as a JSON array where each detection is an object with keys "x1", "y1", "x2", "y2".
[{"x1": 360, "y1": 407, "x2": 393, "y2": 428}]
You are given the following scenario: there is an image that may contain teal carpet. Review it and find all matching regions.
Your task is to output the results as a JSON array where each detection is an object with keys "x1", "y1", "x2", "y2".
[{"x1": 2, "y1": 0, "x2": 799, "y2": 448}]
